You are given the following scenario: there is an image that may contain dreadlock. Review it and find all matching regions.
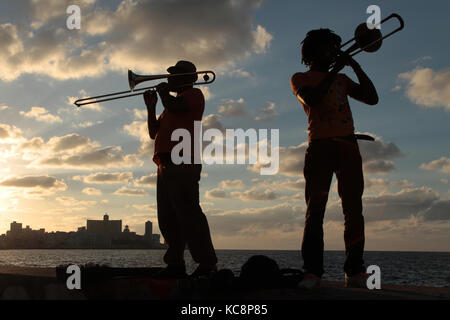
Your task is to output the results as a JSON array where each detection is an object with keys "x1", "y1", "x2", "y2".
[{"x1": 301, "y1": 28, "x2": 342, "y2": 66}]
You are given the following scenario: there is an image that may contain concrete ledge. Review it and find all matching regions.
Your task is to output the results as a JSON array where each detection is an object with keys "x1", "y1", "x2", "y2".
[{"x1": 0, "y1": 265, "x2": 448, "y2": 300}]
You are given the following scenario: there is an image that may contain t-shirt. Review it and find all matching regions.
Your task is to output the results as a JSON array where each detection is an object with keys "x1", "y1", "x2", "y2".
[
  {"x1": 154, "y1": 87, "x2": 205, "y2": 162},
  {"x1": 291, "y1": 70, "x2": 358, "y2": 141}
]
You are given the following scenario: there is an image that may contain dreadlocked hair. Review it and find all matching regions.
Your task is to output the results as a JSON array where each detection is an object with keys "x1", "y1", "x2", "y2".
[{"x1": 301, "y1": 28, "x2": 342, "y2": 66}]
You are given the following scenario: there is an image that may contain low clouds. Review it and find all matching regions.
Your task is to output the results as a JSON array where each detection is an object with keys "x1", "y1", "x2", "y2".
[
  {"x1": 0, "y1": 0, "x2": 273, "y2": 81},
  {"x1": 73, "y1": 172, "x2": 133, "y2": 184},
  {"x1": 208, "y1": 203, "x2": 303, "y2": 236},
  {"x1": 205, "y1": 186, "x2": 279, "y2": 201},
  {"x1": 326, "y1": 187, "x2": 441, "y2": 222},
  {"x1": 0, "y1": 175, "x2": 67, "y2": 190},
  {"x1": 398, "y1": 67, "x2": 450, "y2": 111},
  {"x1": 15, "y1": 133, "x2": 142, "y2": 170},
  {"x1": 420, "y1": 157, "x2": 450, "y2": 174},
  {"x1": 358, "y1": 135, "x2": 405, "y2": 174}
]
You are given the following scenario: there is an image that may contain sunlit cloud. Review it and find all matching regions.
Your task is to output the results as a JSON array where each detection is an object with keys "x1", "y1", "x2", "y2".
[
  {"x1": 73, "y1": 172, "x2": 133, "y2": 184},
  {"x1": 420, "y1": 157, "x2": 450, "y2": 174},
  {"x1": 114, "y1": 186, "x2": 148, "y2": 197},
  {"x1": 82, "y1": 187, "x2": 102, "y2": 196},
  {"x1": 398, "y1": 67, "x2": 450, "y2": 111},
  {"x1": 0, "y1": 0, "x2": 273, "y2": 81}
]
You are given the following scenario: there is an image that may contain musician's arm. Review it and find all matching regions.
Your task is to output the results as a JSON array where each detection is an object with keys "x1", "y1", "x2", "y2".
[
  {"x1": 156, "y1": 83, "x2": 189, "y2": 113},
  {"x1": 348, "y1": 60, "x2": 378, "y2": 105},
  {"x1": 144, "y1": 90, "x2": 159, "y2": 140}
]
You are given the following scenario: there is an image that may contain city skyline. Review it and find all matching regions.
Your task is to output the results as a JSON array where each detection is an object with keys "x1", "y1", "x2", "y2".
[
  {"x1": 0, "y1": 213, "x2": 165, "y2": 249},
  {"x1": 0, "y1": 1, "x2": 449, "y2": 251}
]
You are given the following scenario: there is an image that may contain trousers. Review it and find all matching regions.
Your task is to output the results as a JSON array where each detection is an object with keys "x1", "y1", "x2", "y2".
[
  {"x1": 302, "y1": 136, "x2": 365, "y2": 277},
  {"x1": 157, "y1": 162, "x2": 217, "y2": 267}
]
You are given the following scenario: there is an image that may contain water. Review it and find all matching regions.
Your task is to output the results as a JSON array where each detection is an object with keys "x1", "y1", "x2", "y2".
[{"x1": 0, "y1": 249, "x2": 449, "y2": 287}]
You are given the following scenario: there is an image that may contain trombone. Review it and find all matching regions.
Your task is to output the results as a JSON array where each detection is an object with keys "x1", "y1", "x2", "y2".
[
  {"x1": 74, "y1": 70, "x2": 216, "y2": 107},
  {"x1": 330, "y1": 13, "x2": 404, "y2": 69}
]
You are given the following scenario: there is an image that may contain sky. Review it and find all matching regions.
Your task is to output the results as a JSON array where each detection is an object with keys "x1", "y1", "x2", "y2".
[{"x1": 0, "y1": 0, "x2": 449, "y2": 251}]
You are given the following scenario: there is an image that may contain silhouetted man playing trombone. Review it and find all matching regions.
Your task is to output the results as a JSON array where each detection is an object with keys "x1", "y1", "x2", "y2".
[
  {"x1": 291, "y1": 29, "x2": 378, "y2": 289},
  {"x1": 144, "y1": 60, "x2": 217, "y2": 278}
]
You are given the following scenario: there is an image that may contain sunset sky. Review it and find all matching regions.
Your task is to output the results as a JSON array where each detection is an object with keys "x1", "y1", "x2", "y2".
[{"x1": 0, "y1": 0, "x2": 449, "y2": 251}]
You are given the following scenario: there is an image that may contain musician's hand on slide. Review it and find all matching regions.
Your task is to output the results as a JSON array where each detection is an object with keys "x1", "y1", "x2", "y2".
[
  {"x1": 144, "y1": 90, "x2": 157, "y2": 110},
  {"x1": 156, "y1": 82, "x2": 169, "y2": 94}
]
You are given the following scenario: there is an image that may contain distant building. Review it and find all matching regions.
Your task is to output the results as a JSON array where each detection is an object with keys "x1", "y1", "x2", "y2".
[{"x1": 87, "y1": 214, "x2": 122, "y2": 237}]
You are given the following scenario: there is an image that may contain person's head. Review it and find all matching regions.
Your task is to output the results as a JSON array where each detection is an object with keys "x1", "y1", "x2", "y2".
[
  {"x1": 301, "y1": 28, "x2": 342, "y2": 69},
  {"x1": 167, "y1": 60, "x2": 198, "y2": 92}
]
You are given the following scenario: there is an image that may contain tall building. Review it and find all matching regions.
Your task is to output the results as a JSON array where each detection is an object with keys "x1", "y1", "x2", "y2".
[
  {"x1": 145, "y1": 221, "x2": 153, "y2": 238},
  {"x1": 86, "y1": 214, "x2": 122, "y2": 237}
]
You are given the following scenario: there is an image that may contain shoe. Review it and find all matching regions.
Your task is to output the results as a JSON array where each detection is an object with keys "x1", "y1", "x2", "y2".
[
  {"x1": 298, "y1": 273, "x2": 321, "y2": 289},
  {"x1": 190, "y1": 265, "x2": 218, "y2": 279},
  {"x1": 153, "y1": 265, "x2": 187, "y2": 279},
  {"x1": 345, "y1": 272, "x2": 369, "y2": 288}
]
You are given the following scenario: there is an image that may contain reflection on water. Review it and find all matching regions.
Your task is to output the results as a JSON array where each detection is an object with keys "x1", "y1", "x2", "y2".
[{"x1": 0, "y1": 249, "x2": 448, "y2": 287}]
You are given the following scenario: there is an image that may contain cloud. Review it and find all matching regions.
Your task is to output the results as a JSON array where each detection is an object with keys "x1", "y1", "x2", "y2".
[
  {"x1": 358, "y1": 135, "x2": 405, "y2": 174},
  {"x1": 134, "y1": 174, "x2": 157, "y2": 187},
  {"x1": 398, "y1": 67, "x2": 450, "y2": 110},
  {"x1": 37, "y1": 146, "x2": 141, "y2": 170},
  {"x1": 326, "y1": 187, "x2": 440, "y2": 222},
  {"x1": 114, "y1": 186, "x2": 148, "y2": 197},
  {"x1": 0, "y1": 175, "x2": 67, "y2": 190},
  {"x1": 73, "y1": 172, "x2": 133, "y2": 184},
  {"x1": 251, "y1": 142, "x2": 307, "y2": 177},
  {"x1": 123, "y1": 120, "x2": 154, "y2": 157},
  {"x1": 0, "y1": 123, "x2": 23, "y2": 141},
  {"x1": 199, "y1": 86, "x2": 213, "y2": 101},
  {"x1": 420, "y1": 157, "x2": 450, "y2": 174},
  {"x1": 71, "y1": 121, "x2": 103, "y2": 129},
  {"x1": 227, "y1": 69, "x2": 252, "y2": 78},
  {"x1": 205, "y1": 188, "x2": 230, "y2": 199},
  {"x1": 231, "y1": 187, "x2": 279, "y2": 201},
  {"x1": 82, "y1": 187, "x2": 102, "y2": 196},
  {"x1": 254, "y1": 102, "x2": 277, "y2": 122},
  {"x1": 67, "y1": 90, "x2": 104, "y2": 112},
  {"x1": 20, "y1": 107, "x2": 62, "y2": 123},
  {"x1": 218, "y1": 98, "x2": 247, "y2": 117},
  {"x1": 55, "y1": 196, "x2": 97, "y2": 208},
  {"x1": 206, "y1": 185, "x2": 280, "y2": 201},
  {"x1": 419, "y1": 200, "x2": 450, "y2": 221},
  {"x1": 364, "y1": 178, "x2": 414, "y2": 191},
  {"x1": 202, "y1": 114, "x2": 225, "y2": 133},
  {"x1": 208, "y1": 203, "x2": 303, "y2": 236},
  {"x1": 0, "y1": 0, "x2": 273, "y2": 81},
  {"x1": 219, "y1": 179, "x2": 246, "y2": 189}
]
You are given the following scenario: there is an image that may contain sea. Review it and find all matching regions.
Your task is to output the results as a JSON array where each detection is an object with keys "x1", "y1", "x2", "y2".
[{"x1": 0, "y1": 249, "x2": 449, "y2": 287}]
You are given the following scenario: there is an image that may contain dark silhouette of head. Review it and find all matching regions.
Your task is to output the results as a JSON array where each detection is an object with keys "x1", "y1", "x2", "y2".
[
  {"x1": 167, "y1": 60, "x2": 198, "y2": 92},
  {"x1": 301, "y1": 28, "x2": 342, "y2": 69}
]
